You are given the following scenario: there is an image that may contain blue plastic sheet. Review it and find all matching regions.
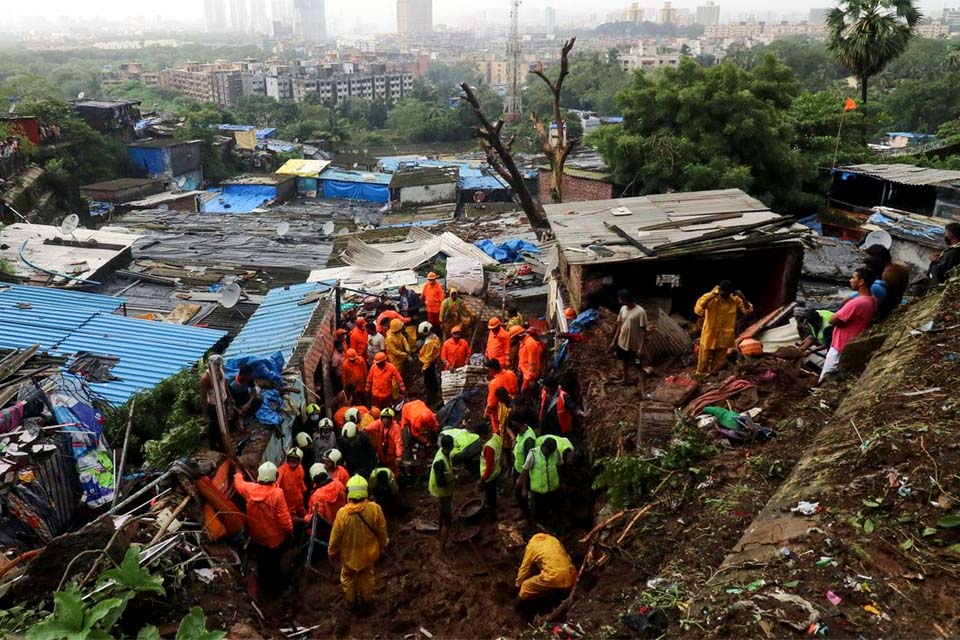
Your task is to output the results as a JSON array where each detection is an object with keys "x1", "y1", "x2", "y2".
[
  {"x1": 323, "y1": 180, "x2": 390, "y2": 203},
  {"x1": 475, "y1": 238, "x2": 540, "y2": 263},
  {"x1": 256, "y1": 389, "x2": 284, "y2": 425},
  {"x1": 224, "y1": 352, "x2": 285, "y2": 387}
]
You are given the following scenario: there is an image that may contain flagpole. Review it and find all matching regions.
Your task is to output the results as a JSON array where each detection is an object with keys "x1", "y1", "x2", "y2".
[{"x1": 832, "y1": 108, "x2": 847, "y2": 169}]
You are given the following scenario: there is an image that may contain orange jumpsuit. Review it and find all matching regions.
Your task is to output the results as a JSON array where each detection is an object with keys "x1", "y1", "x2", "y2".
[
  {"x1": 485, "y1": 328, "x2": 511, "y2": 368},
  {"x1": 348, "y1": 326, "x2": 368, "y2": 355},
  {"x1": 233, "y1": 473, "x2": 293, "y2": 549},
  {"x1": 276, "y1": 463, "x2": 307, "y2": 518},
  {"x1": 486, "y1": 370, "x2": 519, "y2": 433},
  {"x1": 421, "y1": 281, "x2": 446, "y2": 326},
  {"x1": 330, "y1": 465, "x2": 351, "y2": 487},
  {"x1": 334, "y1": 405, "x2": 372, "y2": 429},
  {"x1": 364, "y1": 419, "x2": 403, "y2": 474},
  {"x1": 519, "y1": 335, "x2": 544, "y2": 393},
  {"x1": 400, "y1": 400, "x2": 440, "y2": 446},
  {"x1": 308, "y1": 479, "x2": 347, "y2": 525},
  {"x1": 441, "y1": 337, "x2": 471, "y2": 370},
  {"x1": 366, "y1": 362, "x2": 405, "y2": 408},
  {"x1": 341, "y1": 356, "x2": 368, "y2": 393}
]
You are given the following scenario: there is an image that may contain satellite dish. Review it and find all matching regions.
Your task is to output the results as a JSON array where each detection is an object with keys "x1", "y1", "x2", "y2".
[
  {"x1": 321, "y1": 221, "x2": 335, "y2": 236},
  {"x1": 276, "y1": 221, "x2": 290, "y2": 237},
  {"x1": 60, "y1": 214, "x2": 80, "y2": 235},
  {"x1": 77, "y1": 92, "x2": 85, "y2": 100},
  {"x1": 219, "y1": 283, "x2": 242, "y2": 309},
  {"x1": 864, "y1": 229, "x2": 893, "y2": 250},
  {"x1": 158, "y1": 204, "x2": 169, "y2": 211},
  {"x1": 175, "y1": 177, "x2": 187, "y2": 189}
]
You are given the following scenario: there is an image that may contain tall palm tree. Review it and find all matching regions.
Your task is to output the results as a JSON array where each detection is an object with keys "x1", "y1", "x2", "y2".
[{"x1": 826, "y1": 0, "x2": 920, "y2": 103}]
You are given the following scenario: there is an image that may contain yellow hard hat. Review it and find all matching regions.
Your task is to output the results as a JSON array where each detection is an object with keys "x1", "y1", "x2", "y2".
[
  {"x1": 306, "y1": 403, "x2": 322, "y2": 415},
  {"x1": 380, "y1": 407, "x2": 396, "y2": 419},
  {"x1": 257, "y1": 461, "x2": 278, "y2": 483},
  {"x1": 389, "y1": 318, "x2": 404, "y2": 332},
  {"x1": 346, "y1": 475, "x2": 368, "y2": 500}
]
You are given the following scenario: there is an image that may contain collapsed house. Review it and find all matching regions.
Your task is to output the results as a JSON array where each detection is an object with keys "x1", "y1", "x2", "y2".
[{"x1": 542, "y1": 189, "x2": 805, "y2": 322}]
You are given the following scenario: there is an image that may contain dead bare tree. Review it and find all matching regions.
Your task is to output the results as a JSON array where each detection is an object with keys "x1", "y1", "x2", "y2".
[
  {"x1": 531, "y1": 37, "x2": 578, "y2": 204},
  {"x1": 459, "y1": 82, "x2": 549, "y2": 233}
]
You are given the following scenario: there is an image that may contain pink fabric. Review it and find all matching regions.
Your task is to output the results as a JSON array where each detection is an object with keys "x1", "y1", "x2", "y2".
[
  {"x1": 685, "y1": 378, "x2": 755, "y2": 415},
  {"x1": 0, "y1": 402, "x2": 25, "y2": 434},
  {"x1": 831, "y1": 296, "x2": 877, "y2": 353}
]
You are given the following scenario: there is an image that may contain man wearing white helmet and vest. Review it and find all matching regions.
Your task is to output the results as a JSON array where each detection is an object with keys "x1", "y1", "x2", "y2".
[
  {"x1": 418, "y1": 321, "x2": 442, "y2": 405},
  {"x1": 324, "y1": 448, "x2": 351, "y2": 486},
  {"x1": 233, "y1": 460, "x2": 294, "y2": 599},
  {"x1": 308, "y1": 463, "x2": 346, "y2": 539},
  {"x1": 328, "y1": 475, "x2": 390, "y2": 609},
  {"x1": 338, "y1": 421, "x2": 377, "y2": 479}
]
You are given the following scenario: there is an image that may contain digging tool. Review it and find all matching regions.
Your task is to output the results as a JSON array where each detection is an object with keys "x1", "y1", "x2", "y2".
[{"x1": 305, "y1": 505, "x2": 320, "y2": 567}]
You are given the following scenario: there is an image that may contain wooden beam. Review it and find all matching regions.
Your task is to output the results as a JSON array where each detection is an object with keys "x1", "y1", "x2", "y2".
[{"x1": 604, "y1": 222, "x2": 656, "y2": 256}]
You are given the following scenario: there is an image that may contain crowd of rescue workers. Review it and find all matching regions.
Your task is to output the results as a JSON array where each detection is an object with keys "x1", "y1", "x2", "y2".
[{"x1": 199, "y1": 226, "x2": 960, "y2": 614}]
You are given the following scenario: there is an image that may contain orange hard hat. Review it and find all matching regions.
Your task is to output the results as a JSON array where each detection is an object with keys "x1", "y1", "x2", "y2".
[
  {"x1": 389, "y1": 318, "x2": 404, "y2": 332},
  {"x1": 451, "y1": 325, "x2": 463, "y2": 334},
  {"x1": 564, "y1": 307, "x2": 577, "y2": 320},
  {"x1": 371, "y1": 407, "x2": 381, "y2": 419},
  {"x1": 427, "y1": 272, "x2": 438, "y2": 280},
  {"x1": 739, "y1": 338, "x2": 763, "y2": 357},
  {"x1": 336, "y1": 328, "x2": 347, "y2": 336},
  {"x1": 374, "y1": 352, "x2": 387, "y2": 363},
  {"x1": 508, "y1": 325, "x2": 525, "y2": 337},
  {"x1": 346, "y1": 348, "x2": 358, "y2": 358},
  {"x1": 488, "y1": 317, "x2": 501, "y2": 329}
]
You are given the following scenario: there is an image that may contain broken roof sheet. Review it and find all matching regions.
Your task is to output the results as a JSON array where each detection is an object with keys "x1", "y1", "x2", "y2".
[
  {"x1": 839, "y1": 164, "x2": 960, "y2": 187},
  {"x1": 276, "y1": 158, "x2": 332, "y2": 177},
  {"x1": 389, "y1": 166, "x2": 459, "y2": 189},
  {"x1": 307, "y1": 266, "x2": 419, "y2": 291},
  {"x1": 0, "y1": 223, "x2": 142, "y2": 287},
  {"x1": 223, "y1": 281, "x2": 331, "y2": 364},
  {"x1": 342, "y1": 228, "x2": 498, "y2": 272},
  {"x1": 319, "y1": 168, "x2": 393, "y2": 185},
  {"x1": 542, "y1": 189, "x2": 791, "y2": 266}
]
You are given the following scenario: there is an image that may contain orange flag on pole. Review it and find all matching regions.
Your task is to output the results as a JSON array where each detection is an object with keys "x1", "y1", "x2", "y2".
[{"x1": 843, "y1": 97, "x2": 857, "y2": 112}]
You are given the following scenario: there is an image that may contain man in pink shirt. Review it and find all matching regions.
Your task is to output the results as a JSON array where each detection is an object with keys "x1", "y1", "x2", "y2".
[{"x1": 819, "y1": 267, "x2": 878, "y2": 383}]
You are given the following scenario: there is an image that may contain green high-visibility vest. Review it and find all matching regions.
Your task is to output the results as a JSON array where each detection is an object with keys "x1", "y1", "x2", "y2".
[
  {"x1": 428, "y1": 449, "x2": 453, "y2": 498},
  {"x1": 536, "y1": 435, "x2": 574, "y2": 460},
  {"x1": 514, "y1": 426, "x2": 536, "y2": 474},
  {"x1": 813, "y1": 310, "x2": 835, "y2": 345},
  {"x1": 480, "y1": 434, "x2": 502, "y2": 482},
  {"x1": 444, "y1": 428, "x2": 480, "y2": 457},
  {"x1": 528, "y1": 448, "x2": 560, "y2": 494},
  {"x1": 369, "y1": 467, "x2": 398, "y2": 494}
]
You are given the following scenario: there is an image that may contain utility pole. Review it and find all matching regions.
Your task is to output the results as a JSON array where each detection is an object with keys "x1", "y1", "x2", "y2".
[{"x1": 503, "y1": 0, "x2": 523, "y2": 124}]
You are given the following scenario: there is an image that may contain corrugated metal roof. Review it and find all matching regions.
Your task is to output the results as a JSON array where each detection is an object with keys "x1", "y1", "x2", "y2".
[
  {"x1": 840, "y1": 164, "x2": 960, "y2": 187},
  {"x1": 543, "y1": 189, "x2": 789, "y2": 266},
  {"x1": 342, "y1": 228, "x2": 498, "y2": 272},
  {"x1": 276, "y1": 159, "x2": 332, "y2": 177},
  {"x1": 318, "y1": 168, "x2": 393, "y2": 185},
  {"x1": 224, "y1": 281, "x2": 332, "y2": 364},
  {"x1": 55, "y1": 313, "x2": 225, "y2": 406},
  {"x1": 389, "y1": 166, "x2": 459, "y2": 189},
  {"x1": 0, "y1": 285, "x2": 124, "y2": 351}
]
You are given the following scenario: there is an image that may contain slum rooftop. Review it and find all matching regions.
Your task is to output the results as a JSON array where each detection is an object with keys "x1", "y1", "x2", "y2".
[
  {"x1": 839, "y1": 164, "x2": 960, "y2": 187},
  {"x1": 542, "y1": 189, "x2": 796, "y2": 265}
]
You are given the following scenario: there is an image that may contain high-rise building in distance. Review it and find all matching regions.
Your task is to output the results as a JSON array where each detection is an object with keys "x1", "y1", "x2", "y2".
[
  {"x1": 397, "y1": 0, "x2": 433, "y2": 35},
  {"x1": 294, "y1": 0, "x2": 327, "y2": 43},
  {"x1": 808, "y1": 8, "x2": 830, "y2": 25},
  {"x1": 625, "y1": 2, "x2": 644, "y2": 25},
  {"x1": 546, "y1": 6, "x2": 556, "y2": 34},
  {"x1": 658, "y1": 2, "x2": 679, "y2": 25},
  {"x1": 204, "y1": 0, "x2": 227, "y2": 31},
  {"x1": 230, "y1": 0, "x2": 249, "y2": 31},
  {"x1": 696, "y1": 2, "x2": 720, "y2": 26}
]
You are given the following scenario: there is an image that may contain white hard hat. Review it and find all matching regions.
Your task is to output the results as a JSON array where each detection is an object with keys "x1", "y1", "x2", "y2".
[
  {"x1": 344, "y1": 408, "x2": 360, "y2": 423},
  {"x1": 257, "y1": 461, "x2": 278, "y2": 483},
  {"x1": 326, "y1": 448, "x2": 342, "y2": 463},
  {"x1": 418, "y1": 321, "x2": 432, "y2": 334},
  {"x1": 295, "y1": 432, "x2": 312, "y2": 448},
  {"x1": 286, "y1": 446, "x2": 303, "y2": 460},
  {"x1": 342, "y1": 422, "x2": 357, "y2": 438},
  {"x1": 309, "y1": 463, "x2": 328, "y2": 481},
  {"x1": 318, "y1": 417, "x2": 333, "y2": 430}
]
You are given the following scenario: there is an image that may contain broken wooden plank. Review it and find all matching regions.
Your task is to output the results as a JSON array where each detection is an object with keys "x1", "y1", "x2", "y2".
[
  {"x1": 652, "y1": 217, "x2": 795, "y2": 253},
  {"x1": 603, "y1": 222, "x2": 655, "y2": 256}
]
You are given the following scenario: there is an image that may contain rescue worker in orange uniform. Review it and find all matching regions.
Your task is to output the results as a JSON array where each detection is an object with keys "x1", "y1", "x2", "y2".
[
  {"x1": 507, "y1": 324, "x2": 525, "y2": 370},
  {"x1": 276, "y1": 447, "x2": 307, "y2": 520},
  {"x1": 366, "y1": 352, "x2": 406, "y2": 408},
  {"x1": 485, "y1": 317, "x2": 511, "y2": 368},
  {"x1": 348, "y1": 317, "x2": 369, "y2": 355},
  {"x1": 334, "y1": 405, "x2": 372, "y2": 430},
  {"x1": 519, "y1": 327, "x2": 544, "y2": 396},
  {"x1": 440, "y1": 325, "x2": 471, "y2": 370},
  {"x1": 341, "y1": 349, "x2": 368, "y2": 403},
  {"x1": 485, "y1": 358, "x2": 518, "y2": 434},
  {"x1": 515, "y1": 533, "x2": 578, "y2": 603},
  {"x1": 233, "y1": 461, "x2": 294, "y2": 599},
  {"x1": 399, "y1": 399, "x2": 440, "y2": 464},
  {"x1": 539, "y1": 376, "x2": 581, "y2": 436},
  {"x1": 328, "y1": 476, "x2": 390, "y2": 609},
  {"x1": 420, "y1": 272, "x2": 446, "y2": 327},
  {"x1": 364, "y1": 407, "x2": 403, "y2": 475},
  {"x1": 307, "y1": 463, "x2": 347, "y2": 539},
  {"x1": 324, "y1": 448, "x2": 352, "y2": 487}
]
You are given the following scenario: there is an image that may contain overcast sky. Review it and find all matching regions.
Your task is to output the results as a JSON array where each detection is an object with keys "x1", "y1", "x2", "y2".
[{"x1": 6, "y1": 0, "x2": 947, "y2": 25}]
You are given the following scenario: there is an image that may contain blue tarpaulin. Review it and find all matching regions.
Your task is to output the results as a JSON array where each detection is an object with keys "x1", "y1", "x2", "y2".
[
  {"x1": 203, "y1": 184, "x2": 278, "y2": 214},
  {"x1": 127, "y1": 146, "x2": 167, "y2": 177},
  {"x1": 323, "y1": 180, "x2": 389, "y2": 203},
  {"x1": 475, "y1": 238, "x2": 539, "y2": 263},
  {"x1": 224, "y1": 352, "x2": 285, "y2": 387},
  {"x1": 867, "y1": 211, "x2": 945, "y2": 243}
]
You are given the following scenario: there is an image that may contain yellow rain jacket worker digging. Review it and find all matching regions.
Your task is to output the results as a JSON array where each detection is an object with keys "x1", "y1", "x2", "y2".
[
  {"x1": 694, "y1": 280, "x2": 754, "y2": 376},
  {"x1": 516, "y1": 533, "x2": 578, "y2": 601},
  {"x1": 328, "y1": 475, "x2": 390, "y2": 608}
]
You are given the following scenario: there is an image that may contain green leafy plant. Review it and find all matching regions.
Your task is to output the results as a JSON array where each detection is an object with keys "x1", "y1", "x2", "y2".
[
  {"x1": 99, "y1": 545, "x2": 165, "y2": 596},
  {"x1": 26, "y1": 590, "x2": 126, "y2": 640},
  {"x1": 136, "y1": 607, "x2": 226, "y2": 640}
]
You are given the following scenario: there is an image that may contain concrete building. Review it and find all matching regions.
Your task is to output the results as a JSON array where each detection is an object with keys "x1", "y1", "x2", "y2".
[
  {"x1": 293, "y1": 72, "x2": 413, "y2": 104},
  {"x1": 808, "y1": 7, "x2": 830, "y2": 25},
  {"x1": 916, "y1": 20, "x2": 948, "y2": 38},
  {"x1": 618, "y1": 48, "x2": 681, "y2": 72},
  {"x1": 266, "y1": 74, "x2": 295, "y2": 100},
  {"x1": 294, "y1": 0, "x2": 326, "y2": 43},
  {"x1": 625, "y1": 2, "x2": 644, "y2": 24},
  {"x1": 546, "y1": 6, "x2": 557, "y2": 34},
  {"x1": 944, "y1": 8, "x2": 960, "y2": 30},
  {"x1": 163, "y1": 63, "x2": 244, "y2": 108},
  {"x1": 204, "y1": 0, "x2": 228, "y2": 32},
  {"x1": 696, "y1": 2, "x2": 720, "y2": 26},
  {"x1": 398, "y1": 0, "x2": 433, "y2": 35},
  {"x1": 658, "y1": 1, "x2": 679, "y2": 25}
]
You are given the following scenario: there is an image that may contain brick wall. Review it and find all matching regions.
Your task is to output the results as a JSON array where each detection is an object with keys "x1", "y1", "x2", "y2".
[{"x1": 538, "y1": 168, "x2": 615, "y2": 203}]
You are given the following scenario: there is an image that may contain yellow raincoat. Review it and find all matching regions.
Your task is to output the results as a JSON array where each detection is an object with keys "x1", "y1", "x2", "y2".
[
  {"x1": 440, "y1": 295, "x2": 476, "y2": 339},
  {"x1": 515, "y1": 533, "x2": 578, "y2": 601},
  {"x1": 328, "y1": 500, "x2": 389, "y2": 606},
  {"x1": 385, "y1": 319, "x2": 410, "y2": 371},
  {"x1": 418, "y1": 334, "x2": 441, "y2": 371},
  {"x1": 694, "y1": 287, "x2": 754, "y2": 375}
]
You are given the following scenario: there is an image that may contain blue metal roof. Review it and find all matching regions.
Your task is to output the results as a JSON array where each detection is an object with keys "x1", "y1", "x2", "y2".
[
  {"x1": 224, "y1": 282, "x2": 331, "y2": 364},
  {"x1": 55, "y1": 313, "x2": 225, "y2": 406},
  {"x1": 202, "y1": 187, "x2": 275, "y2": 214},
  {"x1": 256, "y1": 128, "x2": 278, "y2": 139},
  {"x1": 0, "y1": 285, "x2": 124, "y2": 351},
  {"x1": 217, "y1": 124, "x2": 256, "y2": 132},
  {"x1": 460, "y1": 174, "x2": 508, "y2": 191},
  {"x1": 0, "y1": 284, "x2": 223, "y2": 406},
  {"x1": 318, "y1": 167, "x2": 393, "y2": 185}
]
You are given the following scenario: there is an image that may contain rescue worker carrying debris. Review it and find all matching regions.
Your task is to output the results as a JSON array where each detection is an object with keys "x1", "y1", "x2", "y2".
[
  {"x1": 385, "y1": 318, "x2": 412, "y2": 372},
  {"x1": 694, "y1": 280, "x2": 754, "y2": 376},
  {"x1": 485, "y1": 359, "x2": 518, "y2": 434},
  {"x1": 515, "y1": 533, "x2": 578, "y2": 603},
  {"x1": 418, "y1": 321, "x2": 442, "y2": 404},
  {"x1": 233, "y1": 461, "x2": 294, "y2": 599},
  {"x1": 364, "y1": 407, "x2": 403, "y2": 475},
  {"x1": 328, "y1": 475, "x2": 389, "y2": 609}
]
